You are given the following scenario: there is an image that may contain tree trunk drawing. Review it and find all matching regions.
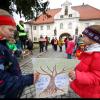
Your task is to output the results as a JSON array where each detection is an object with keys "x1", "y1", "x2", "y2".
[{"x1": 36, "y1": 65, "x2": 67, "y2": 96}]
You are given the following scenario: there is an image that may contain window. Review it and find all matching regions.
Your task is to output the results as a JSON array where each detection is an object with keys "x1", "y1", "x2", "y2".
[
  {"x1": 60, "y1": 23, "x2": 63, "y2": 29},
  {"x1": 34, "y1": 37, "x2": 37, "y2": 41},
  {"x1": 69, "y1": 14, "x2": 72, "y2": 17},
  {"x1": 40, "y1": 26, "x2": 43, "y2": 30},
  {"x1": 47, "y1": 25, "x2": 50, "y2": 30},
  {"x1": 68, "y1": 22, "x2": 72, "y2": 29},
  {"x1": 60, "y1": 15, "x2": 64, "y2": 18},
  {"x1": 33, "y1": 26, "x2": 36, "y2": 30},
  {"x1": 65, "y1": 6, "x2": 68, "y2": 15}
]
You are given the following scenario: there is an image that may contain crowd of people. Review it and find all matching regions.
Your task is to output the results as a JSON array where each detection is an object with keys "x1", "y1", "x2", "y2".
[
  {"x1": 0, "y1": 8, "x2": 100, "y2": 98},
  {"x1": 50, "y1": 34, "x2": 85, "y2": 59},
  {"x1": 7, "y1": 20, "x2": 85, "y2": 60}
]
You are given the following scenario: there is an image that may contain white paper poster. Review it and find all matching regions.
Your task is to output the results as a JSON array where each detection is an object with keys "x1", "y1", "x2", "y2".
[{"x1": 32, "y1": 58, "x2": 79, "y2": 98}]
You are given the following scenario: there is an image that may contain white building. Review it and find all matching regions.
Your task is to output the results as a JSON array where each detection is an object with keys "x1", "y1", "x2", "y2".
[{"x1": 25, "y1": 0, "x2": 100, "y2": 42}]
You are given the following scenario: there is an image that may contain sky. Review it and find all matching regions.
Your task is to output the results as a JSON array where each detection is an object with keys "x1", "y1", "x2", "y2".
[
  {"x1": 48, "y1": 0, "x2": 100, "y2": 9},
  {"x1": 14, "y1": 0, "x2": 100, "y2": 23}
]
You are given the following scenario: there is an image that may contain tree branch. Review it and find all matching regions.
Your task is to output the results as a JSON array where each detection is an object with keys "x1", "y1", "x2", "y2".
[
  {"x1": 35, "y1": 71, "x2": 49, "y2": 75},
  {"x1": 40, "y1": 66, "x2": 51, "y2": 76},
  {"x1": 54, "y1": 65, "x2": 57, "y2": 75},
  {"x1": 47, "y1": 66, "x2": 53, "y2": 73},
  {"x1": 57, "y1": 67, "x2": 66, "y2": 74}
]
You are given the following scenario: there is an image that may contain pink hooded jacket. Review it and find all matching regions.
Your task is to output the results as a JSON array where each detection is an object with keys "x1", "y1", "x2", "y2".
[{"x1": 66, "y1": 40, "x2": 75, "y2": 54}]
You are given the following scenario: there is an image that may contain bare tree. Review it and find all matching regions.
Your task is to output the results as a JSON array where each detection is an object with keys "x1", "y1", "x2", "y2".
[{"x1": 36, "y1": 65, "x2": 67, "y2": 96}]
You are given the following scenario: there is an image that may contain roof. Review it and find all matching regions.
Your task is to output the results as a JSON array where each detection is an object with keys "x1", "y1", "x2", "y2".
[
  {"x1": 72, "y1": 5, "x2": 100, "y2": 20},
  {"x1": 28, "y1": 5, "x2": 100, "y2": 25},
  {"x1": 32, "y1": 8, "x2": 61, "y2": 25}
]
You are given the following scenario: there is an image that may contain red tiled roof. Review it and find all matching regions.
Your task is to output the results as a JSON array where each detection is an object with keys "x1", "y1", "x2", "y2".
[
  {"x1": 30, "y1": 5, "x2": 100, "y2": 25},
  {"x1": 72, "y1": 5, "x2": 100, "y2": 20},
  {"x1": 32, "y1": 8, "x2": 61, "y2": 25}
]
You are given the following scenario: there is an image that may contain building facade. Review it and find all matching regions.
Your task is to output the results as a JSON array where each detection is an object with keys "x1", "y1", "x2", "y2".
[{"x1": 25, "y1": 0, "x2": 100, "y2": 42}]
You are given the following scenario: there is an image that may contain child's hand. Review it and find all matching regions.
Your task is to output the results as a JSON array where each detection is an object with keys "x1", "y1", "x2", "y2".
[
  {"x1": 68, "y1": 70, "x2": 76, "y2": 80},
  {"x1": 34, "y1": 71, "x2": 40, "y2": 84}
]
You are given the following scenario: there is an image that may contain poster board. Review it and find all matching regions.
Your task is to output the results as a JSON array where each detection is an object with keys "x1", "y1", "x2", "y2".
[{"x1": 32, "y1": 58, "x2": 79, "y2": 98}]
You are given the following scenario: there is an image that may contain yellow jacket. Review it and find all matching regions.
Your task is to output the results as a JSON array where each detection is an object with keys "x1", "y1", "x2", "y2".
[{"x1": 58, "y1": 39, "x2": 63, "y2": 46}]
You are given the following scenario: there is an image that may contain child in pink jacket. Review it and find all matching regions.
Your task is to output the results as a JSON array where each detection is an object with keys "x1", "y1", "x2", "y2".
[
  {"x1": 66, "y1": 37, "x2": 75, "y2": 59},
  {"x1": 68, "y1": 25, "x2": 100, "y2": 98}
]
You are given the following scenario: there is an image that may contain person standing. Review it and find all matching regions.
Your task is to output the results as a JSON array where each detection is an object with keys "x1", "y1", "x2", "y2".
[
  {"x1": 0, "y1": 9, "x2": 39, "y2": 98},
  {"x1": 64, "y1": 37, "x2": 68, "y2": 50},
  {"x1": 75, "y1": 43, "x2": 85, "y2": 59},
  {"x1": 68, "y1": 25, "x2": 100, "y2": 98},
  {"x1": 17, "y1": 20, "x2": 27, "y2": 50},
  {"x1": 51, "y1": 37, "x2": 54, "y2": 50},
  {"x1": 58, "y1": 37, "x2": 63, "y2": 52},
  {"x1": 39, "y1": 35, "x2": 45, "y2": 53},
  {"x1": 53, "y1": 37, "x2": 58, "y2": 51},
  {"x1": 26, "y1": 38, "x2": 33, "y2": 54},
  {"x1": 44, "y1": 36, "x2": 49, "y2": 51},
  {"x1": 66, "y1": 37, "x2": 75, "y2": 59}
]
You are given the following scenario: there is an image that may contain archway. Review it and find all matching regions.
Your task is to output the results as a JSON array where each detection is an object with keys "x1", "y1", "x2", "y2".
[{"x1": 59, "y1": 33, "x2": 71, "y2": 39}]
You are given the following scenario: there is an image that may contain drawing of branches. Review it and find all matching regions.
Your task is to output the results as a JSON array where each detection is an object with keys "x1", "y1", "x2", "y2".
[{"x1": 36, "y1": 65, "x2": 67, "y2": 97}]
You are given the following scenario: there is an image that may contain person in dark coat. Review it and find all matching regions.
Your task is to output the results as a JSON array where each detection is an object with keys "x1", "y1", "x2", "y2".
[
  {"x1": 0, "y1": 9, "x2": 40, "y2": 98},
  {"x1": 26, "y1": 38, "x2": 33, "y2": 54},
  {"x1": 64, "y1": 37, "x2": 68, "y2": 50},
  {"x1": 53, "y1": 37, "x2": 58, "y2": 51},
  {"x1": 39, "y1": 35, "x2": 45, "y2": 53},
  {"x1": 51, "y1": 37, "x2": 54, "y2": 50},
  {"x1": 44, "y1": 36, "x2": 49, "y2": 51}
]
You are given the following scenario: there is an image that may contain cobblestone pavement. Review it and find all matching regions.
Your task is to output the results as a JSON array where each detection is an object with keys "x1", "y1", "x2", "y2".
[{"x1": 19, "y1": 45, "x2": 80, "y2": 98}]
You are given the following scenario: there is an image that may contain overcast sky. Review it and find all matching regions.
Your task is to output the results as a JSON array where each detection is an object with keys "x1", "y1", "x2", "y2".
[
  {"x1": 14, "y1": 0, "x2": 100, "y2": 23},
  {"x1": 48, "y1": 0, "x2": 100, "y2": 9}
]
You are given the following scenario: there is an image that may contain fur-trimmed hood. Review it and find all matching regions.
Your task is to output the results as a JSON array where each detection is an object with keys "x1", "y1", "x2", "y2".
[{"x1": 86, "y1": 43, "x2": 100, "y2": 52}]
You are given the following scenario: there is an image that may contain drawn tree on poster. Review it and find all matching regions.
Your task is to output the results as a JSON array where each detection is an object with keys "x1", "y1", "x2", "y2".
[{"x1": 36, "y1": 65, "x2": 67, "y2": 96}]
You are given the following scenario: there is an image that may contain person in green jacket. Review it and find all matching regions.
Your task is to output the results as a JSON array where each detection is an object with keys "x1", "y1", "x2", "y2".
[{"x1": 17, "y1": 20, "x2": 28, "y2": 50}]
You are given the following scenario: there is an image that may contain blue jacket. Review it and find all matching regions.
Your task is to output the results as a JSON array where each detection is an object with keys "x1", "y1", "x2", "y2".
[{"x1": 0, "y1": 40, "x2": 33, "y2": 98}]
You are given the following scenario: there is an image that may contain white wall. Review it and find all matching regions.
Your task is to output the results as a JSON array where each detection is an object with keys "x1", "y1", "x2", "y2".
[{"x1": 25, "y1": 0, "x2": 100, "y2": 42}]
